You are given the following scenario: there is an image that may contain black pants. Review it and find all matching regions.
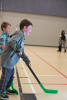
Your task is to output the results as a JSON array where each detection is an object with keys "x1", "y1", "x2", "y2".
[
  {"x1": 0, "y1": 67, "x2": 14, "y2": 94},
  {"x1": 58, "y1": 45, "x2": 62, "y2": 51}
]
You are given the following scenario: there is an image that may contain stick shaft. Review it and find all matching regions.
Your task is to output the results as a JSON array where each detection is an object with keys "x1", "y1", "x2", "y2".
[
  {"x1": 26, "y1": 64, "x2": 58, "y2": 94},
  {"x1": 26, "y1": 64, "x2": 41, "y2": 84}
]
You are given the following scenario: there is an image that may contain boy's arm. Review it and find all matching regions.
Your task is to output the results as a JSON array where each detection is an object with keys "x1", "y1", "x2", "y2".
[
  {"x1": 9, "y1": 41, "x2": 30, "y2": 65},
  {"x1": 10, "y1": 32, "x2": 17, "y2": 38},
  {"x1": 9, "y1": 40, "x2": 23, "y2": 53},
  {"x1": 21, "y1": 50, "x2": 31, "y2": 66}
]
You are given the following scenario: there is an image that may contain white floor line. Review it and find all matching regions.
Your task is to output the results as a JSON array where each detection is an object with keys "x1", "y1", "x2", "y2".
[{"x1": 20, "y1": 60, "x2": 36, "y2": 93}]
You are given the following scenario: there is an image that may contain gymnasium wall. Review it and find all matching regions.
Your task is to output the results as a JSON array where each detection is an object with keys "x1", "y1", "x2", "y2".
[
  {"x1": 0, "y1": 11, "x2": 67, "y2": 47},
  {"x1": 0, "y1": 0, "x2": 67, "y2": 17}
]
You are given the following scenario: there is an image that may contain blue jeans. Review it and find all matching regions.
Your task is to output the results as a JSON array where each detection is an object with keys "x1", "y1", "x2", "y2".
[{"x1": 0, "y1": 67, "x2": 14, "y2": 94}]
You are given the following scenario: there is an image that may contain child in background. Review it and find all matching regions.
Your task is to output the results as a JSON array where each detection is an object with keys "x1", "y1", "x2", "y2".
[
  {"x1": 61, "y1": 30, "x2": 66, "y2": 52},
  {"x1": 58, "y1": 30, "x2": 66, "y2": 52},
  {"x1": 0, "y1": 19, "x2": 32, "y2": 99},
  {"x1": 58, "y1": 32, "x2": 61, "y2": 52},
  {"x1": 0, "y1": 22, "x2": 18, "y2": 97}
]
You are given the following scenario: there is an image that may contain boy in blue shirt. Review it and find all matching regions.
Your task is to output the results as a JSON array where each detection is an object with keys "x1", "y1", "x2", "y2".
[
  {"x1": 0, "y1": 22, "x2": 10, "y2": 55},
  {"x1": 0, "y1": 22, "x2": 18, "y2": 97},
  {"x1": 0, "y1": 19, "x2": 32, "y2": 99}
]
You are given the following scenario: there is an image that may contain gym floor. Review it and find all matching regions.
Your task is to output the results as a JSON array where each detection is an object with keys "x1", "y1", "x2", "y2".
[{"x1": 0, "y1": 45, "x2": 67, "y2": 100}]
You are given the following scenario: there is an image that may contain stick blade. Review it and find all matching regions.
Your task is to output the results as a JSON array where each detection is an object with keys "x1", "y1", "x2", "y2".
[
  {"x1": 12, "y1": 89, "x2": 19, "y2": 95},
  {"x1": 45, "y1": 89, "x2": 58, "y2": 94},
  {"x1": 40, "y1": 83, "x2": 58, "y2": 94}
]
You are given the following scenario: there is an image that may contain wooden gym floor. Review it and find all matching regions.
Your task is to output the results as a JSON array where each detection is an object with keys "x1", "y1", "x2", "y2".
[{"x1": 0, "y1": 45, "x2": 67, "y2": 100}]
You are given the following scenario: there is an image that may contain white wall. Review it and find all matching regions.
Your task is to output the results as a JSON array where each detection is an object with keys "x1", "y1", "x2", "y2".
[{"x1": 0, "y1": 11, "x2": 67, "y2": 46}]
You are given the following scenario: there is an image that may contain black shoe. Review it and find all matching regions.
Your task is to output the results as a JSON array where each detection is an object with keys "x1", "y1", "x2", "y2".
[
  {"x1": 64, "y1": 49, "x2": 66, "y2": 52},
  {"x1": 0, "y1": 93, "x2": 8, "y2": 100},
  {"x1": 57, "y1": 50, "x2": 61, "y2": 52},
  {"x1": 6, "y1": 89, "x2": 16, "y2": 95}
]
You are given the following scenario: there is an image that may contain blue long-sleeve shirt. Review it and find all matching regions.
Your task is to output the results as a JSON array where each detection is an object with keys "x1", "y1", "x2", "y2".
[
  {"x1": 1, "y1": 30, "x2": 25, "y2": 69},
  {"x1": 0, "y1": 32, "x2": 10, "y2": 54}
]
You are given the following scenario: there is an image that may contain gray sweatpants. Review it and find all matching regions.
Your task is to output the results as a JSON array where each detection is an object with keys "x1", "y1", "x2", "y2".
[
  {"x1": 0, "y1": 67, "x2": 14, "y2": 94},
  {"x1": 61, "y1": 40, "x2": 66, "y2": 51}
]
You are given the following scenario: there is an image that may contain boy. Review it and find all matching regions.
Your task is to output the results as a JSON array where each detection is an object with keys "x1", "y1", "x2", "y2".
[
  {"x1": 0, "y1": 22, "x2": 18, "y2": 96},
  {"x1": 0, "y1": 19, "x2": 32, "y2": 99},
  {"x1": 0, "y1": 22, "x2": 10, "y2": 59}
]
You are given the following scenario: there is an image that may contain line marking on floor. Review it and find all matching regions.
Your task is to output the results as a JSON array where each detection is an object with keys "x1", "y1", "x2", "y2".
[
  {"x1": 20, "y1": 59, "x2": 36, "y2": 93},
  {"x1": 16, "y1": 66, "x2": 25, "y2": 100},
  {"x1": 21, "y1": 82, "x2": 67, "y2": 85},
  {"x1": 27, "y1": 48, "x2": 67, "y2": 79}
]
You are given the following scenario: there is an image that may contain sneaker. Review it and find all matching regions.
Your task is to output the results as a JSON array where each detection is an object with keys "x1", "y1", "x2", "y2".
[
  {"x1": 6, "y1": 89, "x2": 16, "y2": 95},
  {"x1": 0, "y1": 93, "x2": 8, "y2": 100},
  {"x1": 64, "y1": 49, "x2": 66, "y2": 52},
  {"x1": 57, "y1": 50, "x2": 61, "y2": 52}
]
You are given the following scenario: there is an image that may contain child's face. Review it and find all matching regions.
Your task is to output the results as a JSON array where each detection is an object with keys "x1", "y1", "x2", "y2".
[
  {"x1": 24, "y1": 25, "x2": 32, "y2": 35},
  {"x1": 3, "y1": 25, "x2": 11, "y2": 34}
]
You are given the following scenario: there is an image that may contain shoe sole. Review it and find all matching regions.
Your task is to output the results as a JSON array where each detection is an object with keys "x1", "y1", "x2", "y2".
[
  {"x1": 6, "y1": 92, "x2": 15, "y2": 95},
  {"x1": 0, "y1": 97, "x2": 8, "y2": 100}
]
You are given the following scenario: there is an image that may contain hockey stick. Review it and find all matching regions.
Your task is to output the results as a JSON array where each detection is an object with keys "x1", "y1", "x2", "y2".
[{"x1": 25, "y1": 63, "x2": 58, "y2": 94}]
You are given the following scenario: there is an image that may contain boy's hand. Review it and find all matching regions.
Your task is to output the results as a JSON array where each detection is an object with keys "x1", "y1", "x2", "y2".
[
  {"x1": 26, "y1": 59, "x2": 31, "y2": 66},
  {"x1": 28, "y1": 60, "x2": 31, "y2": 66},
  {"x1": 21, "y1": 52, "x2": 31, "y2": 66},
  {"x1": 18, "y1": 52, "x2": 22, "y2": 56}
]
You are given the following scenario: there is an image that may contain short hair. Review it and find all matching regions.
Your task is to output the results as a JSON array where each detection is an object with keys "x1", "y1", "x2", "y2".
[
  {"x1": 19, "y1": 19, "x2": 33, "y2": 30},
  {"x1": 1, "y1": 22, "x2": 11, "y2": 31}
]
